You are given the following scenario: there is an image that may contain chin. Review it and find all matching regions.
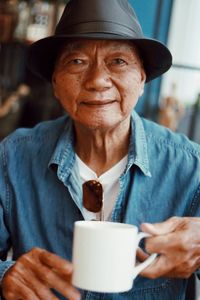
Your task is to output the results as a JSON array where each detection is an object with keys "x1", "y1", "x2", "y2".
[{"x1": 80, "y1": 119, "x2": 118, "y2": 131}]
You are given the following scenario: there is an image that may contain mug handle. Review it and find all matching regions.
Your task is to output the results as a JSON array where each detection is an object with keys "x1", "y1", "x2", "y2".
[{"x1": 132, "y1": 232, "x2": 157, "y2": 279}]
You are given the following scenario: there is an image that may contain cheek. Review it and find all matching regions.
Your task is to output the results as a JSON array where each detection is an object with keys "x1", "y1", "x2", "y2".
[
  {"x1": 120, "y1": 76, "x2": 142, "y2": 109},
  {"x1": 53, "y1": 74, "x2": 82, "y2": 102}
]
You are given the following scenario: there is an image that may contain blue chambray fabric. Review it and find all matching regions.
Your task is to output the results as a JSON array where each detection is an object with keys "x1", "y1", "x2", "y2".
[{"x1": 0, "y1": 110, "x2": 200, "y2": 300}]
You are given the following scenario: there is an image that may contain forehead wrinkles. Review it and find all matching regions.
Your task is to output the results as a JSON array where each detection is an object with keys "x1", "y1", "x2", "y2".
[
  {"x1": 61, "y1": 41, "x2": 84, "y2": 52},
  {"x1": 58, "y1": 40, "x2": 139, "y2": 54},
  {"x1": 55, "y1": 40, "x2": 143, "y2": 68}
]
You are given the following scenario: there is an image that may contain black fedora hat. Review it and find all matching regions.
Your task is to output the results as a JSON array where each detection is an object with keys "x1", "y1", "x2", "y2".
[{"x1": 28, "y1": 0, "x2": 172, "y2": 83}]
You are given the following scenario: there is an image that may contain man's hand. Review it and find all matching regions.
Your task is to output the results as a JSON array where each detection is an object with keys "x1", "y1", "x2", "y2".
[
  {"x1": 1, "y1": 247, "x2": 81, "y2": 300},
  {"x1": 138, "y1": 217, "x2": 200, "y2": 279}
]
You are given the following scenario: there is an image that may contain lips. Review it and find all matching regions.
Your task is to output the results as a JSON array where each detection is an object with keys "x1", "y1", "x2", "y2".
[{"x1": 81, "y1": 100, "x2": 116, "y2": 105}]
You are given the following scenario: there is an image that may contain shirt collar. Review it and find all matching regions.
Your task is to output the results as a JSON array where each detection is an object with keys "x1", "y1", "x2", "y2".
[
  {"x1": 48, "y1": 116, "x2": 76, "y2": 181},
  {"x1": 127, "y1": 110, "x2": 151, "y2": 177},
  {"x1": 48, "y1": 111, "x2": 151, "y2": 178}
]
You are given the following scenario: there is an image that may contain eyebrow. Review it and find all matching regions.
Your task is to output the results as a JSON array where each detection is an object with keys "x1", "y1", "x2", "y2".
[{"x1": 56, "y1": 41, "x2": 143, "y2": 67}]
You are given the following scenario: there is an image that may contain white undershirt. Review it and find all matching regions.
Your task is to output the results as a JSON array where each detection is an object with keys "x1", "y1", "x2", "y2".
[{"x1": 75, "y1": 154, "x2": 128, "y2": 221}]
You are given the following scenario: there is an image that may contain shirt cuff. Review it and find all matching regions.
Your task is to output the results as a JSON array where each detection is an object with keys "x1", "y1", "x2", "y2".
[{"x1": 0, "y1": 260, "x2": 15, "y2": 284}]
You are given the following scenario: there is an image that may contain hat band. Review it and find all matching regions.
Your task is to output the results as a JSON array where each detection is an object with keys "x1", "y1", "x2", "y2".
[{"x1": 56, "y1": 21, "x2": 143, "y2": 39}]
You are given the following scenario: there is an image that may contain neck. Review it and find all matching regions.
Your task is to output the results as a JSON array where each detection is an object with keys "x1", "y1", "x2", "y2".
[{"x1": 74, "y1": 118, "x2": 130, "y2": 176}]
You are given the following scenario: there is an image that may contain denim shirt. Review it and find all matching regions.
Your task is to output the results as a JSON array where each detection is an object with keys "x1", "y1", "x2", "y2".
[{"x1": 0, "y1": 110, "x2": 200, "y2": 300}]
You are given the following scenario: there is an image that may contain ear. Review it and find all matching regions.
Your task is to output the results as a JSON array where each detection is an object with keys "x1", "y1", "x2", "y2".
[
  {"x1": 139, "y1": 69, "x2": 146, "y2": 96},
  {"x1": 139, "y1": 87, "x2": 144, "y2": 97},
  {"x1": 52, "y1": 72, "x2": 59, "y2": 99},
  {"x1": 141, "y1": 68, "x2": 146, "y2": 84}
]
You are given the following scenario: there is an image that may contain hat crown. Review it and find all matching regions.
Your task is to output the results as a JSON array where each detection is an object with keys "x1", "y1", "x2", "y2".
[
  {"x1": 55, "y1": 0, "x2": 143, "y2": 38},
  {"x1": 28, "y1": 0, "x2": 172, "y2": 82}
]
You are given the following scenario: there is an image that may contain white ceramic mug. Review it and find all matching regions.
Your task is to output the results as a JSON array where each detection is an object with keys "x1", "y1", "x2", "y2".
[{"x1": 72, "y1": 221, "x2": 157, "y2": 293}]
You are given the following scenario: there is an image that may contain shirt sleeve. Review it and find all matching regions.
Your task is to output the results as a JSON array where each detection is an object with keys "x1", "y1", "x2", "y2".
[
  {"x1": 0, "y1": 141, "x2": 14, "y2": 284},
  {"x1": 0, "y1": 260, "x2": 15, "y2": 300},
  {"x1": 0, "y1": 260, "x2": 15, "y2": 282}
]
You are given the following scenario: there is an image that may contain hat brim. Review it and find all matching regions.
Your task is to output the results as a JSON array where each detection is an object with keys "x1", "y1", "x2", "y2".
[{"x1": 28, "y1": 33, "x2": 172, "y2": 83}]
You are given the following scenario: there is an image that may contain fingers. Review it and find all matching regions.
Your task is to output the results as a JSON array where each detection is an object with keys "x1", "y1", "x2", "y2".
[
  {"x1": 141, "y1": 216, "x2": 200, "y2": 236},
  {"x1": 2, "y1": 257, "x2": 59, "y2": 300},
  {"x1": 136, "y1": 247, "x2": 149, "y2": 262},
  {"x1": 37, "y1": 249, "x2": 80, "y2": 299},
  {"x1": 143, "y1": 217, "x2": 200, "y2": 254},
  {"x1": 32, "y1": 263, "x2": 80, "y2": 300},
  {"x1": 140, "y1": 255, "x2": 169, "y2": 279},
  {"x1": 140, "y1": 252, "x2": 200, "y2": 279},
  {"x1": 141, "y1": 216, "x2": 183, "y2": 235},
  {"x1": 144, "y1": 233, "x2": 174, "y2": 254},
  {"x1": 18, "y1": 266, "x2": 60, "y2": 300},
  {"x1": 25, "y1": 249, "x2": 80, "y2": 300},
  {"x1": 39, "y1": 250, "x2": 73, "y2": 275},
  {"x1": 139, "y1": 217, "x2": 200, "y2": 279},
  {"x1": 2, "y1": 275, "x2": 41, "y2": 300},
  {"x1": 2, "y1": 248, "x2": 81, "y2": 300}
]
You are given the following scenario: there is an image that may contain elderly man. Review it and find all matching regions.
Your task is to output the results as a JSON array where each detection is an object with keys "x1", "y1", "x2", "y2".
[{"x1": 0, "y1": 0, "x2": 200, "y2": 299}]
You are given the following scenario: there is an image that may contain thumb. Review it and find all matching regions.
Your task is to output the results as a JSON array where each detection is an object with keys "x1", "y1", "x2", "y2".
[{"x1": 141, "y1": 217, "x2": 182, "y2": 235}]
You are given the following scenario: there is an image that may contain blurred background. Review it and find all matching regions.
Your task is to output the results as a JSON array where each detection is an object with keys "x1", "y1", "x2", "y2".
[{"x1": 0, "y1": 0, "x2": 200, "y2": 143}]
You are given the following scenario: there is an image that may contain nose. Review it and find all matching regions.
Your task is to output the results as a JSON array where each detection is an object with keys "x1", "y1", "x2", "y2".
[{"x1": 84, "y1": 64, "x2": 112, "y2": 91}]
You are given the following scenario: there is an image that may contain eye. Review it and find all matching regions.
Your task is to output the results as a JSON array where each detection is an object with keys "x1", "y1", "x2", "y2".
[
  {"x1": 70, "y1": 59, "x2": 83, "y2": 65},
  {"x1": 111, "y1": 58, "x2": 127, "y2": 65}
]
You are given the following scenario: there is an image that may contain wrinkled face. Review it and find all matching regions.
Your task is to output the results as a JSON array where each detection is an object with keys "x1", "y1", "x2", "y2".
[{"x1": 53, "y1": 39, "x2": 146, "y2": 130}]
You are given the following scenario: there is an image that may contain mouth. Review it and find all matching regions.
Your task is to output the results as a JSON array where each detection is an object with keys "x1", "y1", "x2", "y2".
[{"x1": 81, "y1": 100, "x2": 116, "y2": 106}]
